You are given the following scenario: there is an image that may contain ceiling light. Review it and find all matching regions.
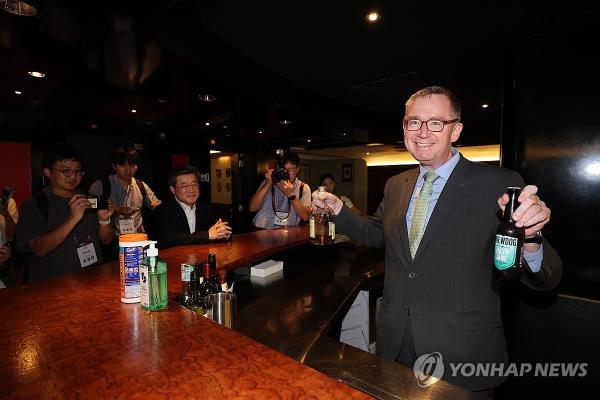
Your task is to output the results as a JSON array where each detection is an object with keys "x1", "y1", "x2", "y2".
[
  {"x1": 205, "y1": 122, "x2": 210, "y2": 126},
  {"x1": 210, "y1": 150, "x2": 221, "y2": 154},
  {"x1": 27, "y1": 71, "x2": 45, "y2": 78},
  {"x1": 258, "y1": 130, "x2": 263, "y2": 134},
  {"x1": 279, "y1": 119, "x2": 292, "y2": 125},
  {"x1": 210, "y1": 139, "x2": 216, "y2": 145},
  {"x1": 585, "y1": 162, "x2": 600, "y2": 176},
  {"x1": 131, "y1": 109, "x2": 137, "y2": 113},
  {"x1": 482, "y1": 104, "x2": 489, "y2": 108},
  {"x1": 366, "y1": 143, "x2": 384, "y2": 147},
  {"x1": 307, "y1": 139, "x2": 312, "y2": 143},
  {"x1": 14, "y1": 90, "x2": 22, "y2": 95},
  {"x1": 157, "y1": 99, "x2": 167, "y2": 104},
  {"x1": 158, "y1": 132, "x2": 167, "y2": 140},
  {"x1": 366, "y1": 152, "x2": 370, "y2": 155},
  {"x1": 1, "y1": 0, "x2": 38, "y2": 16},
  {"x1": 198, "y1": 94, "x2": 216, "y2": 102},
  {"x1": 90, "y1": 123, "x2": 98, "y2": 129},
  {"x1": 365, "y1": 11, "x2": 381, "y2": 23}
]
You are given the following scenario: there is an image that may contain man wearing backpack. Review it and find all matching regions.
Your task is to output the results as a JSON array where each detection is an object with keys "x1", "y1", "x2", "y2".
[
  {"x1": 16, "y1": 145, "x2": 115, "y2": 284},
  {"x1": 88, "y1": 146, "x2": 161, "y2": 237}
]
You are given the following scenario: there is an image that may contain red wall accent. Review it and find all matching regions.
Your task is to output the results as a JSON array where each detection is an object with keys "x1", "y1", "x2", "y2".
[
  {"x1": 171, "y1": 154, "x2": 191, "y2": 168},
  {"x1": 0, "y1": 142, "x2": 31, "y2": 208}
]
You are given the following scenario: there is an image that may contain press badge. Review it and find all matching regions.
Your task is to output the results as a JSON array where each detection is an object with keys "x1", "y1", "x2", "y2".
[
  {"x1": 119, "y1": 218, "x2": 136, "y2": 234},
  {"x1": 77, "y1": 242, "x2": 98, "y2": 268},
  {"x1": 274, "y1": 214, "x2": 289, "y2": 226}
]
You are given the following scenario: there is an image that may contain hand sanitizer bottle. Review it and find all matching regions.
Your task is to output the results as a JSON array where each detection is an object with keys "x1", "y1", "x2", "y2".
[{"x1": 140, "y1": 241, "x2": 168, "y2": 311}]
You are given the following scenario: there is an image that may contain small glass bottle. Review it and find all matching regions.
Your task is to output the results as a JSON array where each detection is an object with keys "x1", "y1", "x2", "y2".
[
  {"x1": 180, "y1": 264, "x2": 194, "y2": 305},
  {"x1": 494, "y1": 187, "x2": 525, "y2": 279},
  {"x1": 208, "y1": 253, "x2": 220, "y2": 286},
  {"x1": 140, "y1": 242, "x2": 168, "y2": 311},
  {"x1": 217, "y1": 271, "x2": 229, "y2": 292},
  {"x1": 310, "y1": 186, "x2": 335, "y2": 245},
  {"x1": 200, "y1": 262, "x2": 218, "y2": 298}
]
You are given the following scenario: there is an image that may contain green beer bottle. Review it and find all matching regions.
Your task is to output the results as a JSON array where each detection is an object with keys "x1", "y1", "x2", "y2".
[{"x1": 494, "y1": 187, "x2": 525, "y2": 278}]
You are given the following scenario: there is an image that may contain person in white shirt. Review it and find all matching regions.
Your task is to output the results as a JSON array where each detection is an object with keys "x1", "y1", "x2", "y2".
[
  {"x1": 250, "y1": 152, "x2": 311, "y2": 229},
  {"x1": 157, "y1": 166, "x2": 231, "y2": 247},
  {"x1": 319, "y1": 173, "x2": 360, "y2": 214}
]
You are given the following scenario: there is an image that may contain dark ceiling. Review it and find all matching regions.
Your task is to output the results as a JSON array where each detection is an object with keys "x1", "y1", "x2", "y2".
[{"x1": 1, "y1": 0, "x2": 599, "y2": 151}]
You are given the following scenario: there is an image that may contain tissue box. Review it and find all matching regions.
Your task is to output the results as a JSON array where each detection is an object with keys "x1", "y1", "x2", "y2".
[{"x1": 251, "y1": 259, "x2": 284, "y2": 277}]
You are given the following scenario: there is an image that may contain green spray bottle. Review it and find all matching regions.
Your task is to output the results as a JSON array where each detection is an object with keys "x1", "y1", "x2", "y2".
[{"x1": 140, "y1": 241, "x2": 168, "y2": 311}]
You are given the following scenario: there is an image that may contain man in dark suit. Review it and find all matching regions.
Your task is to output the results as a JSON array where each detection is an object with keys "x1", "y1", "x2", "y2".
[
  {"x1": 157, "y1": 166, "x2": 231, "y2": 247},
  {"x1": 312, "y1": 86, "x2": 562, "y2": 393}
]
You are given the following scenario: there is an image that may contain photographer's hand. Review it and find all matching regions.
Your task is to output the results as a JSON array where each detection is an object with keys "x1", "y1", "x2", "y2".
[
  {"x1": 277, "y1": 180, "x2": 295, "y2": 198},
  {"x1": 264, "y1": 169, "x2": 274, "y2": 187}
]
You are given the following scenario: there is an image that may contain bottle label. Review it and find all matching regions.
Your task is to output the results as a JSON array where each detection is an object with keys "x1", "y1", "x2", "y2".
[
  {"x1": 494, "y1": 234, "x2": 518, "y2": 270},
  {"x1": 309, "y1": 217, "x2": 315, "y2": 238},
  {"x1": 328, "y1": 222, "x2": 335, "y2": 240},
  {"x1": 139, "y1": 265, "x2": 150, "y2": 307},
  {"x1": 181, "y1": 264, "x2": 193, "y2": 281}
]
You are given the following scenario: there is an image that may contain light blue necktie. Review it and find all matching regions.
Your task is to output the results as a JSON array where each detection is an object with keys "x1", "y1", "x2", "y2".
[{"x1": 409, "y1": 171, "x2": 439, "y2": 258}]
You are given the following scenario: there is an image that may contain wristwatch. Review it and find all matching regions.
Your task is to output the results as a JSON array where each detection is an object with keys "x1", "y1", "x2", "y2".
[
  {"x1": 524, "y1": 231, "x2": 543, "y2": 244},
  {"x1": 288, "y1": 194, "x2": 296, "y2": 201}
]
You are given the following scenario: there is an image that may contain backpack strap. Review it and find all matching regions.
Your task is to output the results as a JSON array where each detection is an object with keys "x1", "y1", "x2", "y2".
[
  {"x1": 100, "y1": 177, "x2": 112, "y2": 199},
  {"x1": 34, "y1": 191, "x2": 49, "y2": 222},
  {"x1": 134, "y1": 178, "x2": 148, "y2": 208},
  {"x1": 298, "y1": 182, "x2": 305, "y2": 200}
]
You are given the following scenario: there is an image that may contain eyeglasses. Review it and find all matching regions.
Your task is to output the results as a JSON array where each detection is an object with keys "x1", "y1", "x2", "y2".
[
  {"x1": 175, "y1": 182, "x2": 199, "y2": 191},
  {"x1": 403, "y1": 118, "x2": 460, "y2": 132},
  {"x1": 52, "y1": 168, "x2": 86, "y2": 178}
]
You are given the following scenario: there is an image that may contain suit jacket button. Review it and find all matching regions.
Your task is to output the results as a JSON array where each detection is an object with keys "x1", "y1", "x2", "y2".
[{"x1": 408, "y1": 272, "x2": 416, "y2": 278}]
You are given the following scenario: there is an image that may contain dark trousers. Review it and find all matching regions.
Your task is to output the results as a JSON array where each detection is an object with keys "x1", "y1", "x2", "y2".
[{"x1": 394, "y1": 317, "x2": 492, "y2": 399}]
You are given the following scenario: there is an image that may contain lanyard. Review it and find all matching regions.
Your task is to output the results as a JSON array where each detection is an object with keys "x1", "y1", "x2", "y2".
[{"x1": 123, "y1": 182, "x2": 132, "y2": 208}]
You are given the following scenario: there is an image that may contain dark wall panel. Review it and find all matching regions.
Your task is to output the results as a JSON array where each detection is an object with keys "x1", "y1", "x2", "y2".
[{"x1": 502, "y1": 27, "x2": 600, "y2": 300}]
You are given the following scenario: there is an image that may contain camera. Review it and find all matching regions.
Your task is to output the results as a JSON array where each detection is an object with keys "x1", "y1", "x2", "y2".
[
  {"x1": 271, "y1": 168, "x2": 289, "y2": 184},
  {"x1": 271, "y1": 148, "x2": 290, "y2": 184}
]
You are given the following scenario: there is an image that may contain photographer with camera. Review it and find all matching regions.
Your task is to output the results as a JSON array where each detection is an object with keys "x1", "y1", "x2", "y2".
[
  {"x1": 250, "y1": 151, "x2": 311, "y2": 229},
  {"x1": 16, "y1": 144, "x2": 115, "y2": 284},
  {"x1": 0, "y1": 187, "x2": 18, "y2": 288}
]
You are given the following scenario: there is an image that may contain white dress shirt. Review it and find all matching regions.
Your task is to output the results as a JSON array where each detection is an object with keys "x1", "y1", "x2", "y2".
[{"x1": 175, "y1": 198, "x2": 196, "y2": 233}]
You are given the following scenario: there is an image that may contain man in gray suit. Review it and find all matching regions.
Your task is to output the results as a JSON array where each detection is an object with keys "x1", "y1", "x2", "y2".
[{"x1": 312, "y1": 86, "x2": 562, "y2": 393}]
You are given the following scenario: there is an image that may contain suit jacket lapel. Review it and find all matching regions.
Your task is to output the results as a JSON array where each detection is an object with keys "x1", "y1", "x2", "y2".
[
  {"x1": 399, "y1": 169, "x2": 419, "y2": 265},
  {"x1": 413, "y1": 155, "x2": 471, "y2": 261}
]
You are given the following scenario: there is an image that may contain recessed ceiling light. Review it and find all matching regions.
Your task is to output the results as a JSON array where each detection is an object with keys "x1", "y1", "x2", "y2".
[
  {"x1": 222, "y1": 125, "x2": 229, "y2": 129},
  {"x1": 366, "y1": 152, "x2": 370, "y2": 155},
  {"x1": 157, "y1": 99, "x2": 167, "y2": 104},
  {"x1": 205, "y1": 122, "x2": 210, "y2": 126},
  {"x1": 365, "y1": 11, "x2": 381, "y2": 23},
  {"x1": 210, "y1": 150, "x2": 221, "y2": 154},
  {"x1": 366, "y1": 143, "x2": 384, "y2": 147},
  {"x1": 14, "y1": 90, "x2": 22, "y2": 95},
  {"x1": 307, "y1": 139, "x2": 311, "y2": 143},
  {"x1": 27, "y1": 71, "x2": 45, "y2": 78},
  {"x1": 198, "y1": 94, "x2": 216, "y2": 102},
  {"x1": 90, "y1": 123, "x2": 98, "y2": 129},
  {"x1": 258, "y1": 130, "x2": 263, "y2": 134},
  {"x1": 131, "y1": 109, "x2": 137, "y2": 113},
  {"x1": 279, "y1": 119, "x2": 292, "y2": 125},
  {"x1": 158, "y1": 132, "x2": 167, "y2": 140},
  {"x1": 482, "y1": 104, "x2": 489, "y2": 108},
  {"x1": 210, "y1": 139, "x2": 216, "y2": 145}
]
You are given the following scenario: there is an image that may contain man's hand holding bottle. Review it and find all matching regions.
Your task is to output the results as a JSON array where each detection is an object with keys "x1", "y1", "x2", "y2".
[{"x1": 311, "y1": 190, "x2": 344, "y2": 215}]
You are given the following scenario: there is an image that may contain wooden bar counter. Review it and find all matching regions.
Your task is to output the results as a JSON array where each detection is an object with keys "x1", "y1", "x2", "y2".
[{"x1": 0, "y1": 226, "x2": 370, "y2": 399}]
